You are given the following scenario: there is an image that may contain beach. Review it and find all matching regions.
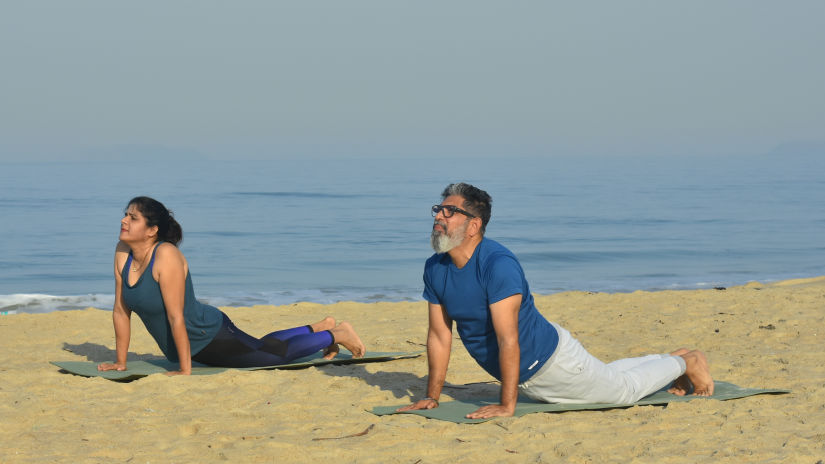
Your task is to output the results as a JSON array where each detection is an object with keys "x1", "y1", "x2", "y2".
[{"x1": 1, "y1": 277, "x2": 823, "y2": 463}]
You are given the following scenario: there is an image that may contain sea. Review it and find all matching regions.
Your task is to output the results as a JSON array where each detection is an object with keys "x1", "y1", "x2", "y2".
[{"x1": 1, "y1": 152, "x2": 823, "y2": 314}]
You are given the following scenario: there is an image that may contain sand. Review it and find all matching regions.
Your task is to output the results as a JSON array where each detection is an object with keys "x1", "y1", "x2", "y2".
[{"x1": 1, "y1": 277, "x2": 824, "y2": 463}]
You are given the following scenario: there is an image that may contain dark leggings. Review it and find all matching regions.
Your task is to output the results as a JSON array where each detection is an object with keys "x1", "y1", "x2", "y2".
[{"x1": 192, "y1": 313, "x2": 334, "y2": 367}]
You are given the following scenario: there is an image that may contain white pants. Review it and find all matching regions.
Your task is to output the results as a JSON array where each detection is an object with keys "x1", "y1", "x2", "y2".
[{"x1": 518, "y1": 323, "x2": 686, "y2": 404}]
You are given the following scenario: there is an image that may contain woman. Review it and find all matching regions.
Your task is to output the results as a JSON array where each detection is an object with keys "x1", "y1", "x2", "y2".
[{"x1": 98, "y1": 196, "x2": 365, "y2": 375}]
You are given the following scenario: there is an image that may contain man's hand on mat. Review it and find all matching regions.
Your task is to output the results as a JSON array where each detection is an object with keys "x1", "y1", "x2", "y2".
[
  {"x1": 397, "y1": 397, "x2": 439, "y2": 412},
  {"x1": 97, "y1": 362, "x2": 127, "y2": 372},
  {"x1": 465, "y1": 404, "x2": 515, "y2": 419}
]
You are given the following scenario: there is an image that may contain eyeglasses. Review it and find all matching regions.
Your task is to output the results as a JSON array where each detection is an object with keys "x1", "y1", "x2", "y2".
[{"x1": 431, "y1": 204, "x2": 477, "y2": 218}]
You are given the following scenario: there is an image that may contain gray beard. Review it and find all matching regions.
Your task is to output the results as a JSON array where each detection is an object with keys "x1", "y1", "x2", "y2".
[{"x1": 430, "y1": 221, "x2": 467, "y2": 253}]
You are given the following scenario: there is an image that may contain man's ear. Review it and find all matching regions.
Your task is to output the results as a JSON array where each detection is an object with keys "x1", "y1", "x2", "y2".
[{"x1": 468, "y1": 217, "x2": 483, "y2": 237}]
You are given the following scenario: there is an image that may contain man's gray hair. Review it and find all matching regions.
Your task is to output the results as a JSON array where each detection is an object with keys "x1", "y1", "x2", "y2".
[{"x1": 441, "y1": 183, "x2": 492, "y2": 234}]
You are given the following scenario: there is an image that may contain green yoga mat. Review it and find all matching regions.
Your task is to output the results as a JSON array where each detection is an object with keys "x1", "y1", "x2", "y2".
[
  {"x1": 52, "y1": 350, "x2": 421, "y2": 381},
  {"x1": 371, "y1": 381, "x2": 790, "y2": 423}
]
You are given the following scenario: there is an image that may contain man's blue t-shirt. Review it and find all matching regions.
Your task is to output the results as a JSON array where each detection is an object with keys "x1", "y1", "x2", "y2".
[{"x1": 422, "y1": 237, "x2": 558, "y2": 383}]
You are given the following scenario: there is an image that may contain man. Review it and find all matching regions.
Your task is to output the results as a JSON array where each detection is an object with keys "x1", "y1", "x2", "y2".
[{"x1": 399, "y1": 183, "x2": 713, "y2": 419}]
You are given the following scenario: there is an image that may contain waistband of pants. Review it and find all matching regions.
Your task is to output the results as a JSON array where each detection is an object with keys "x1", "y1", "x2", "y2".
[{"x1": 521, "y1": 322, "x2": 567, "y2": 386}]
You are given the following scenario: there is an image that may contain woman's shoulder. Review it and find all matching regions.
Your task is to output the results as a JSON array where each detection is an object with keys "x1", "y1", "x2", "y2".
[
  {"x1": 154, "y1": 242, "x2": 187, "y2": 269},
  {"x1": 114, "y1": 241, "x2": 130, "y2": 277},
  {"x1": 155, "y1": 241, "x2": 181, "y2": 252},
  {"x1": 114, "y1": 241, "x2": 131, "y2": 264}
]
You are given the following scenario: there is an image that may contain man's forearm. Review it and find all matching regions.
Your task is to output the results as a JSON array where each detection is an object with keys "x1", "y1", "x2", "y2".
[
  {"x1": 426, "y1": 369, "x2": 446, "y2": 399},
  {"x1": 426, "y1": 332, "x2": 451, "y2": 399},
  {"x1": 498, "y1": 340, "x2": 520, "y2": 409}
]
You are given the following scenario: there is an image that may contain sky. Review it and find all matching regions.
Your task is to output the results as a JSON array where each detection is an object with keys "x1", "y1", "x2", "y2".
[{"x1": 1, "y1": 1, "x2": 823, "y2": 161}]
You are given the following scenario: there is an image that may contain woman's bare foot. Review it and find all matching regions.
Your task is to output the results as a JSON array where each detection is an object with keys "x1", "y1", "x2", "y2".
[
  {"x1": 310, "y1": 316, "x2": 336, "y2": 333},
  {"x1": 322, "y1": 343, "x2": 340, "y2": 360},
  {"x1": 330, "y1": 322, "x2": 366, "y2": 358},
  {"x1": 669, "y1": 349, "x2": 714, "y2": 396}
]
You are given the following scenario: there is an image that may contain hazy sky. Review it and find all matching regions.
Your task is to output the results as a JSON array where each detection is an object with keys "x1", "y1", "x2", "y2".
[{"x1": 2, "y1": 1, "x2": 823, "y2": 161}]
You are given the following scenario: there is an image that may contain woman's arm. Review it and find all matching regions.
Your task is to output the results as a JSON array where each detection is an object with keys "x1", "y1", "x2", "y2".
[
  {"x1": 154, "y1": 243, "x2": 192, "y2": 375},
  {"x1": 98, "y1": 242, "x2": 132, "y2": 371}
]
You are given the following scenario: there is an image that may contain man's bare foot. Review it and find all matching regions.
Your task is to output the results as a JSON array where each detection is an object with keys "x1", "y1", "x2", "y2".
[
  {"x1": 666, "y1": 348, "x2": 693, "y2": 395},
  {"x1": 310, "y1": 316, "x2": 336, "y2": 333},
  {"x1": 670, "y1": 348, "x2": 689, "y2": 357},
  {"x1": 668, "y1": 374, "x2": 692, "y2": 396},
  {"x1": 675, "y1": 349, "x2": 714, "y2": 396},
  {"x1": 330, "y1": 322, "x2": 366, "y2": 358}
]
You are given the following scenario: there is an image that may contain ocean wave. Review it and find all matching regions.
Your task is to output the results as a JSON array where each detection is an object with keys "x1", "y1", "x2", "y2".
[
  {"x1": 198, "y1": 287, "x2": 422, "y2": 308},
  {"x1": 0, "y1": 294, "x2": 114, "y2": 314},
  {"x1": 0, "y1": 288, "x2": 424, "y2": 314},
  {"x1": 1, "y1": 273, "x2": 816, "y2": 314}
]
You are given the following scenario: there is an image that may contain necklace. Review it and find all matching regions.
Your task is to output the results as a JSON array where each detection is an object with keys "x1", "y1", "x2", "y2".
[{"x1": 131, "y1": 245, "x2": 155, "y2": 273}]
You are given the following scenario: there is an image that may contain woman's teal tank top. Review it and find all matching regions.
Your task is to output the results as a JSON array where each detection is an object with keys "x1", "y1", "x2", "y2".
[{"x1": 121, "y1": 243, "x2": 223, "y2": 362}]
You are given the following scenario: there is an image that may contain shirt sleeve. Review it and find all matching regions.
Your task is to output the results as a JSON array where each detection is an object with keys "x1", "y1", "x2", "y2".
[
  {"x1": 485, "y1": 254, "x2": 525, "y2": 305},
  {"x1": 422, "y1": 258, "x2": 441, "y2": 304}
]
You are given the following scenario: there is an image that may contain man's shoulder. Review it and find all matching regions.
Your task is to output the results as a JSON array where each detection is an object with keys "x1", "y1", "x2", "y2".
[
  {"x1": 477, "y1": 238, "x2": 524, "y2": 281},
  {"x1": 478, "y1": 238, "x2": 518, "y2": 262}
]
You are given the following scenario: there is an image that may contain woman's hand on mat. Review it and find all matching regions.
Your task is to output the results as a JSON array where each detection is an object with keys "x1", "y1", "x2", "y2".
[
  {"x1": 465, "y1": 404, "x2": 515, "y2": 419},
  {"x1": 323, "y1": 343, "x2": 340, "y2": 360},
  {"x1": 97, "y1": 362, "x2": 127, "y2": 372},
  {"x1": 397, "y1": 397, "x2": 439, "y2": 412}
]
